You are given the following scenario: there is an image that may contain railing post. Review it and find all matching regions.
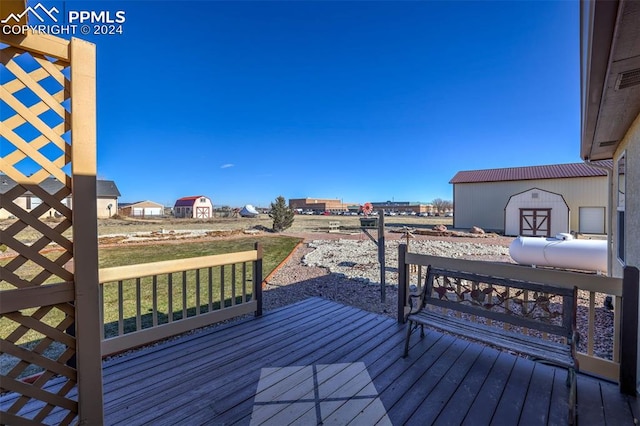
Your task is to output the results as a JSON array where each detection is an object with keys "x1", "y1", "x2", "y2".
[
  {"x1": 378, "y1": 211, "x2": 386, "y2": 303},
  {"x1": 398, "y1": 243, "x2": 407, "y2": 324},
  {"x1": 254, "y1": 242, "x2": 263, "y2": 317},
  {"x1": 620, "y1": 266, "x2": 639, "y2": 395}
]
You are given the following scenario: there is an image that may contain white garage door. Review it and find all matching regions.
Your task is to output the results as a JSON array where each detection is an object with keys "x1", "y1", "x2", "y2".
[
  {"x1": 579, "y1": 207, "x2": 605, "y2": 234},
  {"x1": 144, "y1": 207, "x2": 162, "y2": 216},
  {"x1": 132, "y1": 207, "x2": 144, "y2": 216}
]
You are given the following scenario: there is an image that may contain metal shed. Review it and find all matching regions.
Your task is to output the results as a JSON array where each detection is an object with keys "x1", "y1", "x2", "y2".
[{"x1": 449, "y1": 162, "x2": 610, "y2": 234}]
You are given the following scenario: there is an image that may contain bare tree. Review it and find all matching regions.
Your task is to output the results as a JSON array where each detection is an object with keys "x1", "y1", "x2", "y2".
[
  {"x1": 431, "y1": 198, "x2": 445, "y2": 214},
  {"x1": 431, "y1": 198, "x2": 453, "y2": 214}
]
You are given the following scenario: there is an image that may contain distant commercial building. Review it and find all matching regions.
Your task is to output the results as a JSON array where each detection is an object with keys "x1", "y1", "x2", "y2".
[
  {"x1": 371, "y1": 201, "x2": 433, "y2": 215},
  {"x1": 0, "y1": 175, "x2": 121, "y2": 219},
  {"x1": 288, "y1": 198, "x2": 356, "y2": 213}
]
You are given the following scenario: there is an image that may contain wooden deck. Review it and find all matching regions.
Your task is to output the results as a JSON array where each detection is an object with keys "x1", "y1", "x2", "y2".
[{"x1": 3, "y1": 297, "x2": 639, "y2": 425}]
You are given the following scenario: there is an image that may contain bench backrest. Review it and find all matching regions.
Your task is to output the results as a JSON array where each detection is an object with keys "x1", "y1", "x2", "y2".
[{"x1": 423, "y1": 266, "x2": 577, "y2": 339}]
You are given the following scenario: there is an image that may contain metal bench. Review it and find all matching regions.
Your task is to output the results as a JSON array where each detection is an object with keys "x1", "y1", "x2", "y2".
[
  {"x1": 328, "y1": 221, "x2": 340, "y2": 233},
  {"x1": 403, "y1": 265, "x2": 579, "y2": 424}
]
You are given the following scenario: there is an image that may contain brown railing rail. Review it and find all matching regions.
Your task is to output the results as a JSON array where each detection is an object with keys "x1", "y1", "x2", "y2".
[
  {"x1": 398, "y1": 244, "x2": 623, "y2": 382},
  {"x1": 98, "y1": 243, "x2": 263, "y2": 356}
]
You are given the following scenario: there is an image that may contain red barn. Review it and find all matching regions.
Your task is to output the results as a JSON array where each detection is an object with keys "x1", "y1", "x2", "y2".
[{"x1": 173, "y1": 195, "x2": 213, "y2": 219}]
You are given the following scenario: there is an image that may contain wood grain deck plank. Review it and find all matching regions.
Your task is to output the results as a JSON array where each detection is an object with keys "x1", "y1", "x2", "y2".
[
  {"x1": 365, "y1": 333, "x2": 456, "y2": 423},
  {"x1": 431, "y1": 347, "x2": 500, "y2": 426},
  {"x1": 105, "y1": 300, "x2": 365, "y2": 424},
  {"x1": 192, "y1": 310, "x2": 401, "y2": 425},
  {"x1": 490, "y1": 356, "x2": 536, "y2": 425},
  {"x1": 131, "y1": 303, "x2": 386, "y2": 424},
  {"x1": 103, "y1": 297, "x2": 332, "y2": 377},
  {"x1": 547, "y1": 366, "x2": 571, "y2": 425},
  {"x1": 402, "y1": 342, "x2": 484, "y2": 425},
  {"x1": 600, "y1": 377, "x2": 636, "y2": 425},
  {"x1": 575, "y1": 374, "x2": 606, "y2": 425},
  {"x1": 517, "y1": 362, "x2": 555, "y2": 426},
  {"x1": 461, "y1": 351, "x2": 517, "y2": 425}
]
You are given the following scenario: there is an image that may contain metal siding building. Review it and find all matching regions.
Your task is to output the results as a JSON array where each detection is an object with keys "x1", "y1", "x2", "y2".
[{"x1": 450, "y1": 162, "x2": 610, "y2": 235}]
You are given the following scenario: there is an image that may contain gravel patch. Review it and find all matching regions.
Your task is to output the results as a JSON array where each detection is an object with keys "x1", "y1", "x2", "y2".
[{"x1": 304, "y1": 239, "x2": 512, "y2": 284}]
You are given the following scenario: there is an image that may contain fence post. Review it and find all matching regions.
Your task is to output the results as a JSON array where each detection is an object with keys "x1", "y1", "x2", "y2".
[
  {"x1": 620, "y1": 266, "x2": 639, "y2": 395},
  {"x1": 254, "y1": 242, "x2": 263, "y2": 317},
  {"x1": 398, "y1": 243, "x2": 407, "y2": 324}
]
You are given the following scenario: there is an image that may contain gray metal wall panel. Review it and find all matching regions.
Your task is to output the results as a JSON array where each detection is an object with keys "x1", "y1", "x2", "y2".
[{"x1": 453, "y1": 176, "x2": 608, "y2": 233}]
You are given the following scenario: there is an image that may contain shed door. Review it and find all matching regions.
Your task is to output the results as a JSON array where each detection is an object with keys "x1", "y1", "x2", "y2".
[
  {"x1": 133, "y1": 207, "x2": 143, "y2": 216},
  {"x1": 520, "y1": 208, "x2": 551, "y2": 237},
  {"x1": 579, "y1": 207, "x2": 605, "y2": 234},
  {"x1": 195, "y1": 206, "x2": 210, "y2": 219}
]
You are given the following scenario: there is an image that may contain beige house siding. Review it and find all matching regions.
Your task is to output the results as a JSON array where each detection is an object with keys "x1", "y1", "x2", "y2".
[
  {"x1": 453, "y1": 176, "x2": 608, "y2": 234},
  {"x1": 0, "y1": 196, "x2": 118, "y2": 219},
  {"x1": 611, "y1": 112, "x2": 640, "y2": 279},
  {"x1": 96, "y1": 198, "x2": 117, "y2": 218}
]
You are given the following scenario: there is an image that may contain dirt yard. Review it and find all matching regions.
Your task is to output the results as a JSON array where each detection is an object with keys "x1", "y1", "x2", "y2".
[{"x1": 1, "y1": 214, "x2": 486, "y2": 245}]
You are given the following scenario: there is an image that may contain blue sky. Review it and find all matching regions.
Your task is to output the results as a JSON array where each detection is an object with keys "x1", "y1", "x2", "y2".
[{"x1": 12, "y1": 1, "x2": 580, "y2": 207}]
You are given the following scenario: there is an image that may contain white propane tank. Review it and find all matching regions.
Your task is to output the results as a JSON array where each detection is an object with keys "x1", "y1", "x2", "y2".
[{"x1": 509, "y1": 234, "x2": 607, "y2": 273}]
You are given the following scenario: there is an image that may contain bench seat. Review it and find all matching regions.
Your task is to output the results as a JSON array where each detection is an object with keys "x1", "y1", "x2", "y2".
[
  {"x1": 407, "y1": 309, "x2": 576, "y2": 369},
  {"x1": 403, "y1": 265, "x2": 579, "y2": 424}
]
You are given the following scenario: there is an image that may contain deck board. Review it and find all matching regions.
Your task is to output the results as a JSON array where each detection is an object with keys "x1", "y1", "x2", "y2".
[
  {"x1": 576, "y1": 374, "x2": 607, "y2": 424},
  {"x1": 107, "y1": 299, "x2": 369, "y2": 424},
  {"x1": 490, "y1": 356, "x2": 535, "y2": 425},
  {"x1": 431, "y1": 347, "x2": 500, "y2": 425},
  {"x1": 462, "y1": 351, "x2": 517, "y2": 425},
  {"x1": 401, "y1": 342, "x2": 483, "y2": 425},
  {"x1": 3, "y1": 297, "x2": 639, "y2": 425},
  {"x1": 518, "y1": 362, "x2": 556, "y2": 426}
]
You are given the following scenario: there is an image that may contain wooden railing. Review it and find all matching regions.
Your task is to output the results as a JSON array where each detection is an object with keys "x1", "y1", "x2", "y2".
[
  {"x1": 98, "y1": 243, "x2": 262, "y2": 357},
  {"x1": 397, "y1": 244, "x2": 624, "y2": 382}
]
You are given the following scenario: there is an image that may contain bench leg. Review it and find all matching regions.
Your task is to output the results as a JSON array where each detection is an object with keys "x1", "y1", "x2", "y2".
[{"x1": 403, "y1": 321, "x2": 413, "y2": 357}]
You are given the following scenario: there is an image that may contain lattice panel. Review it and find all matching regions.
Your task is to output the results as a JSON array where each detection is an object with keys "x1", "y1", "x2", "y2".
[
  {"x1": 0, "y1": 304, "x2": 77, "y2": 424},
  {"x1": 1, "y1": 38, "x2": 79, "y2": 424},
  {"x1": 0, "y1": 44, "x2": 71, "y2": 185}
]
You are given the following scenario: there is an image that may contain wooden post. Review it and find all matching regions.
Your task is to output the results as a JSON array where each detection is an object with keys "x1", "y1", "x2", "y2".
[
  {"x1": 620, "y1": 266, "x2": 639, "y2": 395},
  {"x1": 398, "y1": 243, "x2": 407, "y2": 324},
  {"x1": 254, "y1": 242, "x2": 263, "y2": 317},
  {"x1": 70, "y1": 37, "x2": 104, "y2": 424},
  {"x1": 378, "y1": 210, "x2": 386, "y2": 303}
]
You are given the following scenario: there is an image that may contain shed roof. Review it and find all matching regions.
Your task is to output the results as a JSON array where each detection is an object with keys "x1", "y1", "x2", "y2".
[
  {"x1": 449, "y1": 161, "x2": 612, "y2": 184},
  {"x1": 174, "y1": 195, "x2": 209, "y2": 207},
  {"x1": 119, "y1": 200, "x2": 164, "y2": 208},
  {"x1": 0, "y1": 175, "x2": 121, "y2": 197}
]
